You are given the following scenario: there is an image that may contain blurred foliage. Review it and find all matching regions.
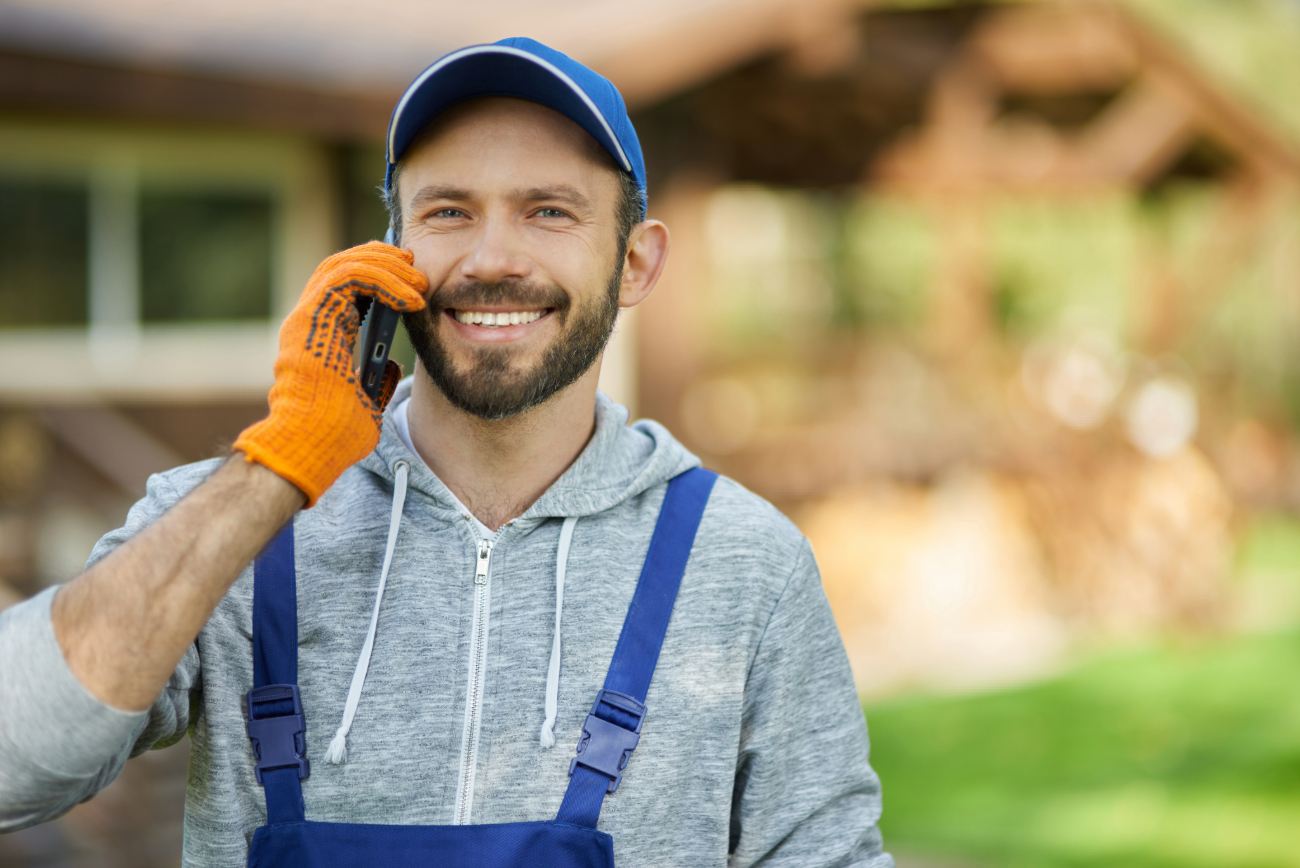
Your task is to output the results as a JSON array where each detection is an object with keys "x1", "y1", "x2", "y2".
[
  {"x1": 706, "y1": 173, "x2": 1300, "y2": 431},
  {"x1": 867, "y1": 558, "x2": 1300, "y2": 866},
  {"x1": 705, "y1": 185, "x2": 839, "y2": 348},
  {"x1": 845, "y1": 196, "x2": 936, "y2": 332},
  {"x1": 1237, "y1": 514, "x2": 1300, "y2": 574},
  {"x1": 987, "y1": 195, "x2": 1139, "y2": 341}
]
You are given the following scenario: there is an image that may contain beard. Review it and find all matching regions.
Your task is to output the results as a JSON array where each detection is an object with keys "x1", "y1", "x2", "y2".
[{"x1": 402, "y1": 264, "x2": 622, "y2": 421}]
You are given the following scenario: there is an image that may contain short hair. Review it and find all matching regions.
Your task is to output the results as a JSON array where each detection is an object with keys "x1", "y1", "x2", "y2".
[{"x1": 381, "y1": 165, "x2": 643, "y2": 253}]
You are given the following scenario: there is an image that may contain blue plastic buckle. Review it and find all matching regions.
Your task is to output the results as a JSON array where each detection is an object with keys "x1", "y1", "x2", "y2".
[
  {"x1": 568, "y1": 689, "x2": 647, "y2": 794},
  {"x1": 245, "y1": 684, "x2": 310, "y2": 785}
]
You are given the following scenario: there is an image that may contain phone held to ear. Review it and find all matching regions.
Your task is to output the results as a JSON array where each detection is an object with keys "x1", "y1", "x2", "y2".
[{"x1": 356, "y1": 228, "x2": 402, "y2": 400}]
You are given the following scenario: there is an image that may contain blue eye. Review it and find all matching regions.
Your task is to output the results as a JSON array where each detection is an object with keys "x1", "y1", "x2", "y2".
[{"x1": 537, "y1": 208, "x2": 568, "y2": 219}]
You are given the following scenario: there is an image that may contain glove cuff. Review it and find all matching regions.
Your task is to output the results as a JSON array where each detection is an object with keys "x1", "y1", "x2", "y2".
[{"x1": 233, "y1": 412, "x2": 377, "y2": 508}]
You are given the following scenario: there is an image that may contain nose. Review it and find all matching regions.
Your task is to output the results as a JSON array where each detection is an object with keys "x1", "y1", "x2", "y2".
[{"x1": 459, "y1": 212, "x2": 530, "y2": 284}]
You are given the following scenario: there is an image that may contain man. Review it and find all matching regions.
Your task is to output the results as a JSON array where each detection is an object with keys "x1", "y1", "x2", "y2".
[{"x1": 0, "y1": 38, "x2": 890, "y2": 867}]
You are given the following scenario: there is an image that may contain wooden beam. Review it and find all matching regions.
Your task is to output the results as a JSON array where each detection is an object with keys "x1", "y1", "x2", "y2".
[
  {"x1": 785, "y1": 4, "x2": 864, "y2": 79},
  {"x1": 0, "y1": 48, "x2": 393, "y2": 142},
  {"x1": 590, "y1": 0, "x2": 877, "y2": 109},
  {"x1": 1069, "y1": 70, "x2": 1197, "y2": 186},
  {"x1": 40, "y1": 405, "x2": 184, "y2": 496},
  {"x1": 874, "y1": 56, "x2": 999, "y2": 192},
  {"x1": 970, "y1": 2, "x2": 1137, "y2": 95},
  {"x1": 1108, "y1": 1, "x2": 1300, "y2": 178}
]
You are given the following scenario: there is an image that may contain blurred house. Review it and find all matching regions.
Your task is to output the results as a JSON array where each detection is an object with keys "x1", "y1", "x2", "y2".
[
  {"x1": 2, "y1": 0, "x2": 1300, "y2": 862},
  {"x1": 624, "y1": 0, "x2": 1300, "y2": 694}
]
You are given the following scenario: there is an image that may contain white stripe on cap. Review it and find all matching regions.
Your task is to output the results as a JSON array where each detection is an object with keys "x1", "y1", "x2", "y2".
[{"x1": 387, "y1": 45, "x2": 632, "y2": 173}]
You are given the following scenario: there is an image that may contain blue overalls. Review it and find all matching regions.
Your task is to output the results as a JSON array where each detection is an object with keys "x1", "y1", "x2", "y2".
[{"x1": 242, "y1": 468, "x2": 718, "y2": 867}]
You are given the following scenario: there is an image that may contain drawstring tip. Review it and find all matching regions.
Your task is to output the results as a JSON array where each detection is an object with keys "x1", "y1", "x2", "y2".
[
  {"x1": 539, "y1": 722, "x2": 556, "y2": 749},
  {"x1": 325, "y1": 730, "x2": 349, "y2": 765}
]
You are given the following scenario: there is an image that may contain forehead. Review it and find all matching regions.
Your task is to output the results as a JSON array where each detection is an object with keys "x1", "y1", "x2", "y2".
[{"x1": 398, "y1": 97, "x2": 619, "y2": 197}]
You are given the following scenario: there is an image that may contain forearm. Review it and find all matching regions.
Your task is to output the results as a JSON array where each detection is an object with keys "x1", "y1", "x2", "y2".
[
  {"x1": 51, "y1": 455, "x2": 304, "y2": 712},
  {"x1": 0, "y1": 588, "x2": 150, "y2": 831}
]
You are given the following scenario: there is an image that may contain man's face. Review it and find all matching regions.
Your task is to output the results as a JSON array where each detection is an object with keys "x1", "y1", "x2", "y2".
[{"x1": 396, "y1": 97, "x2": 627, "y2": 420}]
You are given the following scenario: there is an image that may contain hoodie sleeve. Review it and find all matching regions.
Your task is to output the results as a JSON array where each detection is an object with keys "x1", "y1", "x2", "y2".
[
  {"x1": 0, "y1": 470, "x2": 202, "y2": 831},
  {"x1": 729, "y1": 539, "x2": 894, "y2": 868}
]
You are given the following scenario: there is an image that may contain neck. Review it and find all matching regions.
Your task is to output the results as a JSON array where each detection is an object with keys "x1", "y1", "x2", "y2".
[{"x1": 404, "y1": 359, "x2": 602, "y2": 530}]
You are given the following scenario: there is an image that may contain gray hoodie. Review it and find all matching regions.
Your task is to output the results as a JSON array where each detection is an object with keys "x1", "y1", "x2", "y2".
[{"x1": 0, "y1": 382, "x2": 891, "y2": 867}]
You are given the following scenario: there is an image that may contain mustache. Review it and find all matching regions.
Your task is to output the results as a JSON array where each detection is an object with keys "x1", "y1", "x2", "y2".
[{"x1": 431, "y1": 279, "x2": 569, "y2": 313}]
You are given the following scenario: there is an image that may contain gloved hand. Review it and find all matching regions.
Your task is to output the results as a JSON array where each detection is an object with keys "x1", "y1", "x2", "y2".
[{"x1": 233, "y1": 241, "x2": 429, "y2": 506}]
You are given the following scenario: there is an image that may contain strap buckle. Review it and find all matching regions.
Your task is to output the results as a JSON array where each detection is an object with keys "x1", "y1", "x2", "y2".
[
  {"x1": 568, "y1": 689, "x2": 646, "y2": 794},
  {"x1": 245, "y1": 684, "x2": 310, "y2": 785}
]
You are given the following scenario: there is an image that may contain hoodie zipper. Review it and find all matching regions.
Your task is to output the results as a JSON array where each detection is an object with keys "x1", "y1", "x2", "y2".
[{"x1": 453, "y1": 536, "x2": 495, "y2": 824}]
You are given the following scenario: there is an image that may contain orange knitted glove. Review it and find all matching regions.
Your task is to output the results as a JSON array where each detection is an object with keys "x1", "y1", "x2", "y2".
[{"x1": 233, "y1": 242, "x2": 429, "y2": 506}]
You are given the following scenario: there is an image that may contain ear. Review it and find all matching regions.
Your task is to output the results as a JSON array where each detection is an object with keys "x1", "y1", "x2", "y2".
[{"x1": 617, "y1": 220, "x2": 670, "y2": 309}]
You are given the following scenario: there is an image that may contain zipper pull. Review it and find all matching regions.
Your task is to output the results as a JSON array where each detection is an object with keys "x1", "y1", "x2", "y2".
[{"x1": 474, "y1": 540, "x2": 493, "y2": 585}]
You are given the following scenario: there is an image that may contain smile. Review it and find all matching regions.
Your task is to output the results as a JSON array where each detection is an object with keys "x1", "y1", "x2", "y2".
[{"x1": 451, "y1": 309, "x2": 548, "y2": 327}]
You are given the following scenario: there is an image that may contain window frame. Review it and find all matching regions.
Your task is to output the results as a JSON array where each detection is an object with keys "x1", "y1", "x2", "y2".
[{"x1": 0, "y1": 119, "x2": 337, "y2": 400}]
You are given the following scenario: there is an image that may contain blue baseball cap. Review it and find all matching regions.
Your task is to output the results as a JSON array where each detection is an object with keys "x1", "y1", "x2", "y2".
[{"x1": 384, "y1": 37, "x2": 646, "y2": 218}]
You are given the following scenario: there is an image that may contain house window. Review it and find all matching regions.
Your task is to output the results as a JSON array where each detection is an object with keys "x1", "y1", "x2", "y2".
[
  {"x1": 0, "y1": 176, "x2": 89, "y2": 328},
  {"x1": 0, "y1": 122, "x2": 336, "y2": 399},
  {"x1": 0, "y1": 176, "x2": 277, "y2": 331},
  {"x1": 139, "y1": 190, "x2": 274, "y2": 323}
]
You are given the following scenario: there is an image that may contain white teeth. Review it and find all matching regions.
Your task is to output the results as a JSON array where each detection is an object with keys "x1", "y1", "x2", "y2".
[{"x1": 454, "y1": 310, "x2": 545, "y2": 327}]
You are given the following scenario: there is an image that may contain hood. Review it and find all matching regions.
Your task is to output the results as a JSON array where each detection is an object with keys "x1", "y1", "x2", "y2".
[{"x1": 358, "y1": 376, "x2": 700, "y2": 524}]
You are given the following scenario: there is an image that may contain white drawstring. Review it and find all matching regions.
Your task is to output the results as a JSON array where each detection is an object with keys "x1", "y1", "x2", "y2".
[
  {"x1": 539, "y1": 516, "x2": 578, "y2": 748},
  {"x1": 326, "y1": 459, "x2": 409, "y2": 765}
]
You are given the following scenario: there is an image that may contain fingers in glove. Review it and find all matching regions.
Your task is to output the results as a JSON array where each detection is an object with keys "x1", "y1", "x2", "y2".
[
  {"x1": 238, "y1": 243, "x2": 428, "y2": 507},
  {"x1": 303, "y1": 285, "x2": 364, "y2": 380},
  {"x1": 317, "y1": 242, "x2": 429, "y2": 314},
  {"x1": 374, "y1": 359, "x2": 404, "y2": 413}
]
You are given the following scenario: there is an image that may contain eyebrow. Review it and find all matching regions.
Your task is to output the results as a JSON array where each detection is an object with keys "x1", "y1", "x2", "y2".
[
  {"x1": 407, "y1": 185, "x2": 473, "y2": 210},
  {"x1": 518, "y1": 185, "x2": 594, "y2": 213}
]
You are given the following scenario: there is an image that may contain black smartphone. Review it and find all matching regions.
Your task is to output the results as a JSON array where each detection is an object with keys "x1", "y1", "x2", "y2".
[{"x1": 355, "y1": 228, "x2": 402, "y2": 401}]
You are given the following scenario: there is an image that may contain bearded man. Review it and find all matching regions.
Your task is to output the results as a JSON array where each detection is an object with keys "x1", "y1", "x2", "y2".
[{"x1": 0, "y1": 39, "x2": 891, "y2": 868}]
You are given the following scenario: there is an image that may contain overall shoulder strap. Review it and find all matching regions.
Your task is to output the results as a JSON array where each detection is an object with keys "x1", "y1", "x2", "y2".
[
  {"x1": 253, "y1": 523, "x2": 298, "y2": 689},
  {"x1": 247, "y1": 521, "x2": 309, "y2": 825},
  {"x1": 556, "y1": 467, "x2": 719, "y2": 829}
]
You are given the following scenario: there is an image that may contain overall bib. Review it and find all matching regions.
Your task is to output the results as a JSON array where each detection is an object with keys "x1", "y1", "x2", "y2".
[{"x1": 242, "y1": 468, "x2": 718, "y2": 867}]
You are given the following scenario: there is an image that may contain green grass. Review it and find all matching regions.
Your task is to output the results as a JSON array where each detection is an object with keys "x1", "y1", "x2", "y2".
[{"x1": 865, "y1": 630, "x2": 1300, "y2": 867}]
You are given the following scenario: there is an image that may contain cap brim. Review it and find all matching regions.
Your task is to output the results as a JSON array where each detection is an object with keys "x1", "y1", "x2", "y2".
[{"x1": 386, "y1": 45, "x2": 632, "y2": 183}]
